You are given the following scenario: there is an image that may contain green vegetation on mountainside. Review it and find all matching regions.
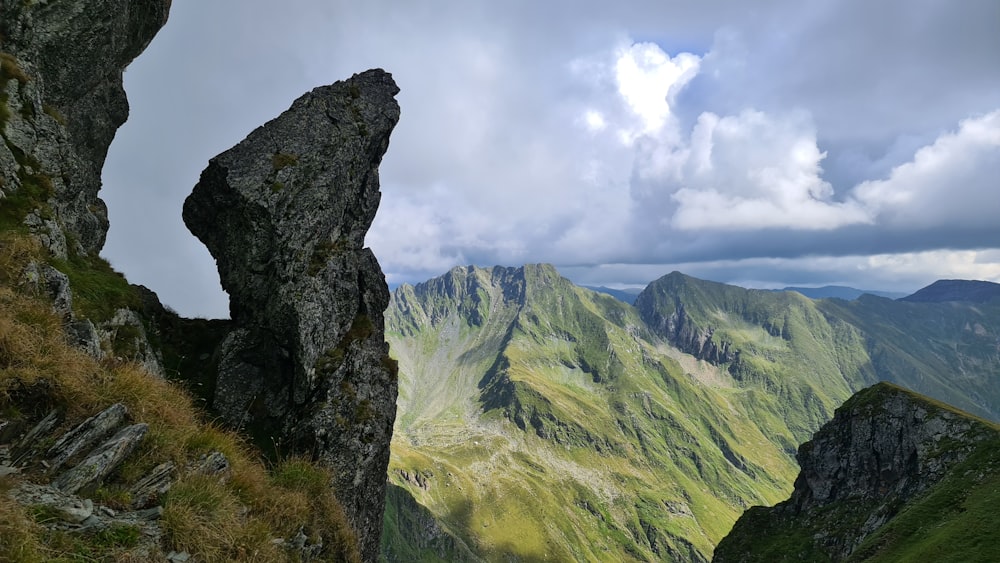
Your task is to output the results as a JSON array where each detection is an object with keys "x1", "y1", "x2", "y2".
[
  {"x1": 636, "y1": 272, "x2": 875, "y2": 442},
  {"x1": 384, "y1": 266, "x2": 1000, "y2": 562},
  {"x1": 818, "y1": 295, "x2": 1000, "y2": 420},
  {"x1": 384, "y1": 265, "x2": 812, "y2": 562},
  {"x1": 714, "y1": 384, "x2": 1000, "y2": 563},
  {"x1": 848, "y1": 433, "x2": 1000, "y2": 562},
  {"x1": 636, "y1": 272, "x2": 1000, "y2": 423}
]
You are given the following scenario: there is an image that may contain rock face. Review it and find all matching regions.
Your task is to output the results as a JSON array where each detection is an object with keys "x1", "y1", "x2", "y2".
[
  {"x1": 635, "y1": 273, "x2": 738, "y2": 364},
  {"x1": 713, "y1": 382, "x2": 999, "y2": 562},
  {"x1": 1, "y1": 0, "x2": 171, "y2": 254},
  {"x1": 183, "y1": 69, "x2": 400, "y2": 562}
]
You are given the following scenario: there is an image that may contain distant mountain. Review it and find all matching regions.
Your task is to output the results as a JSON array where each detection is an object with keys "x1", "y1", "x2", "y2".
[
  {"x1": 583, "y1": 285, "x2": 643, "y2": 304},
  {"x1": 772, "y1": 285, "x2": 907, "y2": 300},
  {"x1": 382, "y1": 266, "x2": 1000, "y2": 561},
  {"x1": 383, "y1": 265, "x2": 804, "y2": 562},
  {"x1": 900, "y1": 279, "x2": 1000, "y2": 303},
  {"x1": 714, "y1": 383, "x2": 1000, "y2": 562}
]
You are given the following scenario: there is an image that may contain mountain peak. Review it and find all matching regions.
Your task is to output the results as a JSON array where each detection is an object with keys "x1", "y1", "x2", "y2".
[{"x1": 900, "y1": 279, "x2": 1000, "y2": 303}]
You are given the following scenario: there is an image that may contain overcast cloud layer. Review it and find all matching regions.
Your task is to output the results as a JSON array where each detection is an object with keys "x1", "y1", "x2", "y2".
[{"x1": 101, "y1": 0, "x2": 1000, "y2": 318}]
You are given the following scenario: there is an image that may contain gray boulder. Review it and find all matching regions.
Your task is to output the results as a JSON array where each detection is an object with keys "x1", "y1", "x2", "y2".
[{"x1": 183, "y1": 68, "x2": 400, "y2": 562}]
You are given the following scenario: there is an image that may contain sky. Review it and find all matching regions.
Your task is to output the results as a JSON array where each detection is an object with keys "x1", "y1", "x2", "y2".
[{"x1": 102, "y1": 0, "x2": 1000, "y2": 319}]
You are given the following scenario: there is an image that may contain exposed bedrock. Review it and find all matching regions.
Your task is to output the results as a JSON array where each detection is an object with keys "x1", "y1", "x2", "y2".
[
  {"x1": 183, "y1": 69, "x2": 400, "y2": 562},
  {"x1": 1, "y1": 0, "x2": 171, "y2": 254}
]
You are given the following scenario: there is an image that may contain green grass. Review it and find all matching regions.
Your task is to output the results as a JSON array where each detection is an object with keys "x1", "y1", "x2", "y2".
[
  {"x1": 50, "y1": 252, "x2": 141, "y2": 322},
  {"x1": 386, "y1": 265, "x2": 802, "y2": 561}
]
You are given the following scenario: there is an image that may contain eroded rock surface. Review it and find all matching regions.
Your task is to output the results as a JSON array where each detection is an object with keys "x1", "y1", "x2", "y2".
[
  {"x1": 1, "y1": 0, "x2": 171, "y2": 254},
  {"x1": 183, "y1": 69, "x2": 400, "y2": 562},
  {"x1": 714, "y1": 382, "x2": 999, "y2": 562}
]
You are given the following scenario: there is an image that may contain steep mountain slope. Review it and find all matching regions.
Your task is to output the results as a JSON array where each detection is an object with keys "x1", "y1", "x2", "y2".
[
  {"x1": 714, "y1": 383, "x2": 1000, "y2": 562},
  {"x1": 817, "y1": 295, "x2": 1000, "y2": 421},
  {"x1": 384, "y1": 267, "x2": 1000, "y2": 561},
  {"x1": 637, "y1": 272, "x2": 1000, "y2": 422},
  {"x1": 634, "y1": 272, "x2": 875, "y2": 440},
  {"x1": 384, "y1": 265, "x2": 819, "y2": 562}
]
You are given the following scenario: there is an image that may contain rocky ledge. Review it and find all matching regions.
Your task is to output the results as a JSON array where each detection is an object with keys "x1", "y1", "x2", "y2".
[
  {"x1": 183, "y1": 69, "x2": 400, "y2": 562},
  {"x1": 713, "y1": 382, "x2": 1000, "y2": 562}
]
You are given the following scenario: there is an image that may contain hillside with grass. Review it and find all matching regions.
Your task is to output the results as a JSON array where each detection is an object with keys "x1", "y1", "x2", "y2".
[
  {"x1": 0, "y1": 235, "x2": 361, "y2": 561},
  {"x1": 714, "y1": 383, "x2": 1000, "y2": 562},
  {"x1": 636, "y1": 272, "x2": 1000, "y2": 421},
  {"x1": 383, "y1": 265, "x2": 1000, "y2": 561},
  {"x1": 383, "y1": 265, "x2": 837, "y2": 561}
]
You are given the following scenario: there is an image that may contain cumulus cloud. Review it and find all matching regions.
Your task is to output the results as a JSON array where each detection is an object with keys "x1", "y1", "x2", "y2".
[
  {"x1": 633, "y1": 109, "x2": 872, "y2": 231},
  {"x1": 614, "y1": 42, "x2": 700, "y2": 139},
  {"x1": 853, "y1": 110, "x2": 1000, "y2": 229}
]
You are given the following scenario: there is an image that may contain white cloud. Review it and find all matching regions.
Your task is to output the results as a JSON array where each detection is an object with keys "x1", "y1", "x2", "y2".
[
  {"x1": 634, "y1": 109, "x2": 872, "y2": 231},
  {"x1": 614, "y1": 42, "x2": 700, "y2": 140},
  {"x1": 854, "y1": 110, "x2": 1000, "y2": 228}
]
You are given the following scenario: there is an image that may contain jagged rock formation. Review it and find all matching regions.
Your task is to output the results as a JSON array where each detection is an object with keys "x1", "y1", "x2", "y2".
[
  {"x1": 714, "y1": 382, "x2": 1000, "y2": 562},
  {"x1": 1, "y1": 0, "x2": 170, "y2": 375},
  {"x1": 183, "y1": 69, "x2": 400, "y2": 562},
  {"x1": 0, "y1": 0, "x2": 171, "y2": 255},
  {"x1": 635, "y1": 272, "x2": 740, "y2": 364}
]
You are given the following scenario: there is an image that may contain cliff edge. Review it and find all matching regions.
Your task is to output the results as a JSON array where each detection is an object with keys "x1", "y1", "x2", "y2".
[
  {"x1": 1, "y1": 0, "x2": 171, "y2": 255},
  {"x1": 714, "y1": 382, "x2": 1000, "y2": 562}
]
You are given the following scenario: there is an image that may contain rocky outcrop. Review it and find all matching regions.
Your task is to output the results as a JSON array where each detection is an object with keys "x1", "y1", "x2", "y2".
[
  {"x1": 1, "y1": 402, "x2": 232, "y2": 562},
  {"x1": 713, "y1": 382, "x2": 1000, "y2": 562},
  {"x1": 1, "y1": 0, "x2": 171, "y2": 254},
  {"x1": 635, "y1": 287, "x2": 738, "y2": 365},
  {"x1": 2, "y1": 1, "x2": 169, "y2": 376},
  {"x1": 183, "y1": 69, "x2": 400, "y2": 562}
]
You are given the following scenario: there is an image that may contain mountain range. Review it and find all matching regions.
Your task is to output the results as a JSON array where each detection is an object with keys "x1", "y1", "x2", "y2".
[{"x1": 381, "y1": 265, "x2": 1000, "y2": 561}]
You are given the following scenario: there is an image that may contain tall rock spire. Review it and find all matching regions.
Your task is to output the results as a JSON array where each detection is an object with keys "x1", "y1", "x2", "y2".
[{"x1": 183, "y1": 69, "x2": 401, "y2": 562}]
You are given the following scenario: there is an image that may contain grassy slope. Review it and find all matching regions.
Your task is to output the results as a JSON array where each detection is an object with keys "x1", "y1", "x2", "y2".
[
  {"x1": 385, "y1": 266, "x2": 806, "y2": 562},
  {"x1": 0, "y1": 234, "x2": 360, "y2": 561},
  {"x1": 818, "y1": 295, "x2": 1000, "y2": 421},
  {"x1": 385, "y1": 267, "x2": 1000, "y2": 562}
]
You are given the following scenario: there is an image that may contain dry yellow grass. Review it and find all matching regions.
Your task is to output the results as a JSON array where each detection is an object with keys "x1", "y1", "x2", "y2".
[
  {"x1": 0, "y1": 479, "x2": 44, "y2": 563},
  {"x1": 0, "y1": 233, "x2": 361, "y2": 562}
]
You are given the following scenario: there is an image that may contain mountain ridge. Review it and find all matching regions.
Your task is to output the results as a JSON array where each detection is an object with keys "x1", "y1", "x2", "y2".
[
  {"x1": 900, "y1": 279, "x2": 1000, "y2": 303},
  {"x1": 384, "y1": 263, "x2": 1000, "y2": 561},
  {"x1": 713, "y1": 382, "x2": 1000, "y2": 562}
]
